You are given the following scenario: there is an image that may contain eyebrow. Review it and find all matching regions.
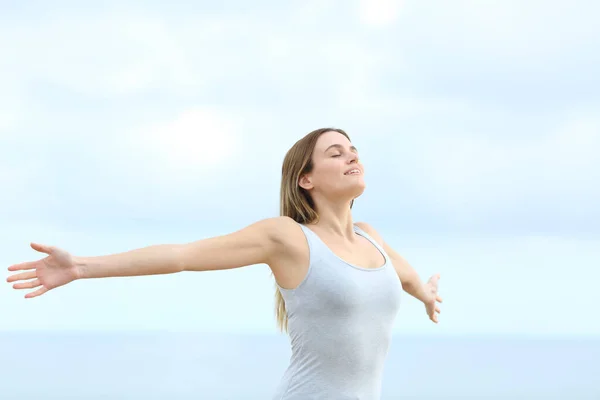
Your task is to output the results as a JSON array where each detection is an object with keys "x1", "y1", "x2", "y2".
[{"x1": 324, "y1": 144, "x2": 358, "y2": 153}]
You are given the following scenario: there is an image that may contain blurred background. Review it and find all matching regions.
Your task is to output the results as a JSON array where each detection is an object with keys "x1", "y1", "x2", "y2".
[{"x1": 1, "y1": 0, "x2": 599, "y2": 398}]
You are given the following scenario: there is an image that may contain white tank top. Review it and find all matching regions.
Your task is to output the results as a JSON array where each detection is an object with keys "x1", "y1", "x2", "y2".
[{"x1": 272, "y1": 223, "x2": 403, "y2": 399}]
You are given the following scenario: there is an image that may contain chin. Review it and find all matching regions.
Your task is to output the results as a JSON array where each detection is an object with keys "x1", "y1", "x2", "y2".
[{"x1": 350, "y1": 182, "x2": 366, "y2": 198}]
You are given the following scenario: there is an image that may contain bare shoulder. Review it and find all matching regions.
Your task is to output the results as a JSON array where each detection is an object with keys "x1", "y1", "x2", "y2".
[
  {"x1": 260, "y1": 216, "x2": 306, "y2": 259},
  {"x1": 263, "y1": 216, "x2": 304, "y2": 244},
  {"x1": 354, "y1": 221, "x2": 385, "y2": 246},
  {"x1": 264, "y1": 216, "x2": 310, "y2": 289}
]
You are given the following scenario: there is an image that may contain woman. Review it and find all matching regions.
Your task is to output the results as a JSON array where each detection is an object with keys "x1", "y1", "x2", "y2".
[{"x1": 7, "y1": 128, "x2": 442, "y2": 399}]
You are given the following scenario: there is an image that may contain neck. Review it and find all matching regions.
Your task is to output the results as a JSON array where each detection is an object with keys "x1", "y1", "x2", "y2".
[{"x1": 310, "y1": 195, "x2": 355, "y2": 239}]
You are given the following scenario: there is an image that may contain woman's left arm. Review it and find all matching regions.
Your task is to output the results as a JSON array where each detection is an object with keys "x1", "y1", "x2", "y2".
[{"x1": 356, "y1": 222, "x2": 443, "y2": 323}]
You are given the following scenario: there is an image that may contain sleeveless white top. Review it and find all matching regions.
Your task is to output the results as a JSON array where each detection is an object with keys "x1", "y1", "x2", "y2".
[{"x1": 272, "y1": 223, "x2": 403, "y2": 399}]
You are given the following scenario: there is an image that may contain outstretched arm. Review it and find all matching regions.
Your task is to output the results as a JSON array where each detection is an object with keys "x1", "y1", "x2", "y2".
[
  {"x1": 78, "y1": 217, "x2": 283, "y2": 278},
  {"x1": 7, "y1": 217, "x2": 287, "y2": 298},
  {"x1": 355, "y1": 222, "x2": 443, "y2": 323},
  {"x1": 382, "y1": 247, "x2": 433, "y2": 303}
]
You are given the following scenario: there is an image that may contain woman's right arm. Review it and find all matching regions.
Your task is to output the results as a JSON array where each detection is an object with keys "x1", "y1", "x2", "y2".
[
  {"x1": 77, "y1": 216, "x2": 290, "y2": 279},
  {"x1": 7, "y1": 216, "x2": 294, "y2": 298}
]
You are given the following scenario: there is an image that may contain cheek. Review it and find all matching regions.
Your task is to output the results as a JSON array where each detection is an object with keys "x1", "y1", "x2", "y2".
[
  {"x1": 314, "y1": 160, "x2": 335, "y2": 173},
  {"x1": 311, "y1": 163, "x2": 341, "y2": 185},
  {"x1": 321, "y1": 163, "x2": 344, "y2": 178}
]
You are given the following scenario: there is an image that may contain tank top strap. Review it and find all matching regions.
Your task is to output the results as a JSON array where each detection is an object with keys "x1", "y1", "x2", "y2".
[
  {"x1": 352, "y1": 224, "x2": 390, "y2": 262},
  {"x1": 297, "y1": 223, "x2": 321, "y2": 260},
  {"x1": 297, "y1": 223, "x2": 316, "y2": 246},
  {"x1": 298, "y1": 223, "x2": 389, "y2": 265}
]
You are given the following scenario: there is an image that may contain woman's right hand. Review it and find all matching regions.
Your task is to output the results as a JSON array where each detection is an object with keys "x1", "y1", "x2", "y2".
[{"x1": 6, "y1": 243, "x2": 79, "y2": 298}]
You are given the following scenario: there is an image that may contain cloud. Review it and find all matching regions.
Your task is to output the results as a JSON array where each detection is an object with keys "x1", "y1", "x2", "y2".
[
  {"x1": 1, "y1": 0, "x2": 597, "y2": 238},
  {"x1": 0, "y1": 5, "x2": 391, "y2": 137},
  {"x1": 0, "y1": 165, "x2": 28, "y2": 207},
  {"x1": 42, "y1": 106, "x2": 249, "y2": 221},
  {"x1": 358, "y1": 0, "x2": 403, "y2": 27},
  {"x1": 0, "y1": 110, "x2": 18, "y2": 134},
  {"x1": 123, "y1": 107, "x2": 241, "y2": 182},
  {"x1": 0, "y1": 80, "x2": 25, "y2": 135},
  {"x1": 422, "y1": 109, "x2": 599, "y2": 192},
  {"x1": 398, "y1": 1, "x2": 599, "y2": 58},
  {"x1": 377, "y1": 0, "x2": 600, "y2": 112},
  {"x1": 0, "y1": 13, "x2": 203, "y2": 97},
  {"x1": 386, "y1": 107, "x2": 600, "y2": 233}
]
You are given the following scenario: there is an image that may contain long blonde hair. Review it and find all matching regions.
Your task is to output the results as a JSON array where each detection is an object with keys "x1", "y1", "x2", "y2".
[{"x1": 274, "y1": 127, "x2": 352, "y2": 333}]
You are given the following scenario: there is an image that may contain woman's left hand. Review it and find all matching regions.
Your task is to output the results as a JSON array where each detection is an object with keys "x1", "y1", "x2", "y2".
[{"x1": 424, "y1": 274, "x2": 442, "y2": 323}]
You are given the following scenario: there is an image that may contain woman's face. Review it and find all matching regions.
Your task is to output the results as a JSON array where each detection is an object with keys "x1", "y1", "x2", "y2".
[{"x1": 300, "y1": 131, "x2": 365, "y2": 201}]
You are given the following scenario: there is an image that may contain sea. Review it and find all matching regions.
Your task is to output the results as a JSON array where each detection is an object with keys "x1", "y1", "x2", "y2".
[{"x1": 0, "y1": 332, "x2": 598, "y2": 399}]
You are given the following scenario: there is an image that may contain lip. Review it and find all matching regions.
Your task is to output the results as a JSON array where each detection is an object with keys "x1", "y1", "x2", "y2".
[{"x1": 344, "y1": 168, "x2": 362, "y2": 175}]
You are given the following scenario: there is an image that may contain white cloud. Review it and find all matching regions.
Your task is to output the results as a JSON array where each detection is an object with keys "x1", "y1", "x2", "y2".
[
  {"x1": 0, "y1": 1, "x2": 596, "y2": 232},
  {"x1": 546, "y1": 112, "x2": 600, "y2": 171},
  {"x1": 0, "y1": 80, "x2": 25, "y2": 135},
  {"x1": 0, "y1": 4, "x2": 393, "y2": 124},
  {"x1": 397, "y1": 0, "x2": 599, "y2": 64},
  {"x1": 0, "y1": 110, "x2": 18, "y2": 134},
  {"x1": 119, "y1": 107, "x2": 242, "y2": 186},
  {"x1": 0, "y1": 166, "x2": 26, "y2": 206},
  {"x1": 0, "y1": 13, "x2": 217, "y2": 99},
  {"x1": 413, "y1": 108, "x2": 600, "y2": 216},
  {"x1": 358, "y1": 0, "x2": 403, "y2": 27}
]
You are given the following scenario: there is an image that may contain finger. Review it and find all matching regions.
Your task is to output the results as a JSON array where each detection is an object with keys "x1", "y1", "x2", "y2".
[
  {"x1": 8, "y1": 261, "x2": 37, "y2": 272},
  {"x1": 428, "y1": 273, "x2": 441, "y2": 286},
  {"x1": 436, "y1": 296, "x2": 443, "y2": 303},
  {"x1": 25, "y1": 286, "x2": 48, "y2": 299},
  {"x1": 435, "y1": 306, "x2": 441, "y2": 314},
  {"x1": 30, "y1": 243, "x2": 54, "y2": 255},
  {"x1": 6, "y1": 271, "x2": 37, "y2": 283},
  {"x1": 13, "y1": 278, "x2": 41, "y2": 290}
]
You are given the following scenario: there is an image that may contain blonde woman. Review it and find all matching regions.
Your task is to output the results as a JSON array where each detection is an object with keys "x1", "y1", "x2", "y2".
[{"x1": 7, "y1": 128, "x2": 442, "y2": 399}]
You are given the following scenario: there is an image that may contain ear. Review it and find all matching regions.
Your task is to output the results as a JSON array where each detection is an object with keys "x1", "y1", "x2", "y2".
[{"x1": 298, "y1": 173, "x2": 314, "y2": 190}]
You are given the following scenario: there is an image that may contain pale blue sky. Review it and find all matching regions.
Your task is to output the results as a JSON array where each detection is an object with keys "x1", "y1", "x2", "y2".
[{"x1": 1, "y1": 0, "x2": 599, "y2": 335}]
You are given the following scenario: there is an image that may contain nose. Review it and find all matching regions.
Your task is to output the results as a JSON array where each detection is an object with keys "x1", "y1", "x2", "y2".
[{"x1": 348, "y1": 152, "x2": 359, "y2": 164}]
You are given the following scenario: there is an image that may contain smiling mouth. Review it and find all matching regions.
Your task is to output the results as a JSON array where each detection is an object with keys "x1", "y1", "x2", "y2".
[{"x1": 344, "y1": 169, "x2": 361, "y2": 175}]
